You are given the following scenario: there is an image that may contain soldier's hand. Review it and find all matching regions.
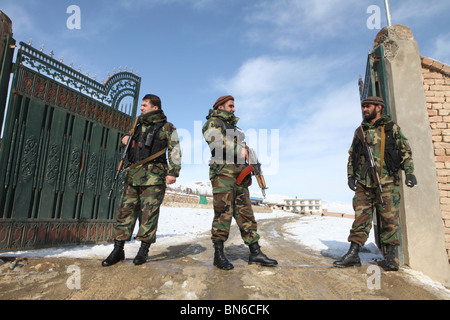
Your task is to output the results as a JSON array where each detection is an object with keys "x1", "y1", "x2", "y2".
[
  {"x1": 166, "y1": 175, "x2": 176, "y2": 185},
  {"x1": 121, "y1": 135, "x2": 130, "y2": 145},
  {"x1": 405, "y1": 174, "x2": 417, "y2": 188},
  {"x1": 347, "y1": 177, "x2": 357, "y2": 191},
  {"x1": 239, "y1": 146, "x2": 248, "y2": 161}
]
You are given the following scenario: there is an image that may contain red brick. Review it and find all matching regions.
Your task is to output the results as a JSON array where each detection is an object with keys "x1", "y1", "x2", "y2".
[{"x1": 422, "y1": 57, "x2": 434, "y2": 67}]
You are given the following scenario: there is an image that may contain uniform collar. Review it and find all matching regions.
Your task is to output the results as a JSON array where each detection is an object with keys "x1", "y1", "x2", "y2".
[{"x1": 206, "y1": 108, "x2": 239, "y2": 126}]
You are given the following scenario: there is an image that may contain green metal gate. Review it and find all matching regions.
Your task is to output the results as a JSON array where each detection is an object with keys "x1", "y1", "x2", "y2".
[
  {"x1": 359, "y1": 45, "x2": 391, "y2": 116},
  {"x1": 359, "y1": 44, "x2": 404, "y2": 264},
  {"x1": 0, "y1": 36, "x2": 140, "y2": 252}
]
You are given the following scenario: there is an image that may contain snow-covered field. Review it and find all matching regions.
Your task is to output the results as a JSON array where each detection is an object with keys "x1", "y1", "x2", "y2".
[{"x1": 1, "y1": 206, "x2": 449, "y2": 296}]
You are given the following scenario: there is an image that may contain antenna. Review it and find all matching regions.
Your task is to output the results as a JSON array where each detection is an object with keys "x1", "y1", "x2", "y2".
[{"x1": 384, "y1": 0, "x2": 392, "y2": 26}]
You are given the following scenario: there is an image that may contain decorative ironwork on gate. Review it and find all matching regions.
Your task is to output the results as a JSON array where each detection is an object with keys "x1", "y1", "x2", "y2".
[{"x1": 0, "y1": 37, "x2": 141, "y2": 252}]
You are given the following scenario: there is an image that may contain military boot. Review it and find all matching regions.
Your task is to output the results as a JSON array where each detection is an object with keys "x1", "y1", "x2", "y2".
[
  {"x1": 248, "y1": 242, "x2": 278, "y2": 267},
  {"x1": 102, "y1": 240, "x2": 125, "y2": 267},
  {"x1": 333, "y1": 242, "x2": 361, "y2": 267},
  {"x1": 213, "y1": 241, "x2": 234, "y2": 270},
  {"x1": 133, "y1": 241, "x2": 151, "y2": 265},
  {"x1": 384, "y1": 244, "x2": 399, "y2": 271}
]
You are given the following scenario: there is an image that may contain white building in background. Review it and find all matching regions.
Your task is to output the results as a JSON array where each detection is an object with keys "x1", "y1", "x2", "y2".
[{"x1": 284, "y1": 198, "x2": 322, "y2": 214}]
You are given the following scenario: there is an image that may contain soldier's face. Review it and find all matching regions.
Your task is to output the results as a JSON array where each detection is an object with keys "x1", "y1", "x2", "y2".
[
  {"x1": 140, "y1": 99, "x2": 158, "y2": 115},
  {"x1": 362, "y1": 104, "x2": 380, "y2": 122},
  {"x1": 219, "y1": 100, "x2": 235, "y2": 114}
]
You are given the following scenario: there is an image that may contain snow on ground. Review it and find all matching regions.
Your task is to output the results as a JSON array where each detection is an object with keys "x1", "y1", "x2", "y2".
[
  {"x1": 282, "y1": 215, "x2": 383, "y2": 262},
  {"x1": 0, "y1": 207, "x2": 292, "y2": 260},
  {"x1": 1, "y1": 207, "x2": 449, "y2": 295}
]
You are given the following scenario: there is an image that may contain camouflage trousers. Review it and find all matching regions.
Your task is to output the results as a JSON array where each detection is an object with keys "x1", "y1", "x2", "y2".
[
  {"x1": 211, "y1": 175, "x2": 260, "y2": 245},
  {"x1": 348, "y1": 183, "x2": 401, "y2": 246},
  {"x1": 113, "y1": 183, "x2": 166, "y2": 244}
]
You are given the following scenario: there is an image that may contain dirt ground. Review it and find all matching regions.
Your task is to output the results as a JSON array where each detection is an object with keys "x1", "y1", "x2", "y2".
[{"x1": 1, "y1": 215, "x2": 449, "y2": 305}]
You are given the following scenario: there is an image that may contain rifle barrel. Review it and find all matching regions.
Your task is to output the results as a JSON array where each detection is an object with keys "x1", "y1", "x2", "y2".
[
  {"x1": 356, "y1": 126, "x2": 385, "y2": 206},
  {"x1": 108, "y1": 117, "x2": 139, "y2": 199}
]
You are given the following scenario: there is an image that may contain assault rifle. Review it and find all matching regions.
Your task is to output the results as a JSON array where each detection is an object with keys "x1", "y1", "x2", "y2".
[
  {"x1": 236, "y1": 147, "x2": 268, "y2": 198},
  {"x1": 108, "y1": 117, "x2": 139, "y2": 199},
  {"x1": 355, "y1": 126, "x2": 386, "y2": 207}
]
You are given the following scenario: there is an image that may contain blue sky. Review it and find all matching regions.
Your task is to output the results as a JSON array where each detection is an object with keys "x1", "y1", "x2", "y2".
[{"x1": 1, "y1": 0, "x2": 449, "y2": 213}]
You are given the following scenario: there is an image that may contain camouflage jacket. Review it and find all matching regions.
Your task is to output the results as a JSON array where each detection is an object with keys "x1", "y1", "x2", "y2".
[
  {"x1": 125, "y1": 109, "x2": 181, "y2": 186},
  {"x1": 202, "y1": 108, "x2": 247, "y2": 181},
  {"x1": 347, "y1": 115, "x2": 414, "y2": 187}
]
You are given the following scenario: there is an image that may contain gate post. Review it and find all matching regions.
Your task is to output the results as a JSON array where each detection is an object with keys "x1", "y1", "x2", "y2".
[
  {"x1": 0, "y1": 11, "x2": 14, "y2": 135},
  {"x1": 0, "y1": 11, "x2": 12, "y2": 69},
  {"x1": 374, "y1": 25, "x2": 450, "y2": 286}
]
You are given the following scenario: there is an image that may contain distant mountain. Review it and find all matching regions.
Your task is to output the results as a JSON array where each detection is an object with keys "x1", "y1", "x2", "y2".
[{"x1": 167, "y1": 180, "x2": 212, "y2": 196}]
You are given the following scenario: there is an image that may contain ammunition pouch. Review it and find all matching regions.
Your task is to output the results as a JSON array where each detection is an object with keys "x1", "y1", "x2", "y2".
[{"x1": 129, "y1": 121, "x2": 167, "y2": 165}]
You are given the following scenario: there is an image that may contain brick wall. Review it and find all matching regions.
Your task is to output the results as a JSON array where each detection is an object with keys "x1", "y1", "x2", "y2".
[{"x1": 422, "y1": 56, "x2": 450, "y2": 261}]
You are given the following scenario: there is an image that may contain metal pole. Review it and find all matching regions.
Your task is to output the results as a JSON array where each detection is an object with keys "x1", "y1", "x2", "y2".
[{"x1": 384, "y1": 0, "x2": 392, "y2": 26}]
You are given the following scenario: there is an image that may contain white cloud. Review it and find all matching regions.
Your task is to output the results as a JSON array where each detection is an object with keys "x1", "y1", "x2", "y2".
[
  {"x1": 243, "y1": 0, "x2": 366, "y2": 50},
  {"x1": 389, "y1": 1, "x2": 450, "y2": 24},
  {"x1": 428, "y1": 33, "x2": 450, "y2": 65},
  {"x1": 263, "y1": 81, "x2": 361, "y2": 202},
  {"x1": 282, "y1": 81, "x2": 361, "y2": 156},
  {"x1": 1, "y1": 4, "x2": 40, "y2": 39},
  {"x1": 212, "y1": 51, "x2": 363, "y2": 203},
  {"x1": 213, "y1": 54, "x2": 344, "y2": 126},
  {"x1": 118, "y1": 0, "x2": 214, "y2": 10}
]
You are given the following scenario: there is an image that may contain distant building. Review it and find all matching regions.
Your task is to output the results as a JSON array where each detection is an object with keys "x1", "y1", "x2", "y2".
[
  {"x1": 265, "y1": 202, "x2": 284, "y2": 210},
  {"x1": 284, "y1": 198, "x2": 322, "y2": 214},
  {"x1": 250, "y1": 197, "x2": 264, "y2": 206}
]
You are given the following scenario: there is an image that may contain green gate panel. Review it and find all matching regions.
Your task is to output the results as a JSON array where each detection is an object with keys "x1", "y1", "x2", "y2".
[
  {"x1": 0, "y1": 39, "x2": 141, "y2": 251},
  {"x1": 12, "y1": 99, "x2": 47, "y2": 218},
  {"x1": 37, "y1": 104, "x2": 68, "y2": 219},
  {"x1": 60, "y1": 115, "x2": 86, "y2": 220}
]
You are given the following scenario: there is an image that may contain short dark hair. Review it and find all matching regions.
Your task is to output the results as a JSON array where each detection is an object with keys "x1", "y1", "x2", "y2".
[{"x1": 142, "y1": 94, "x2": 162, "y2": 109}]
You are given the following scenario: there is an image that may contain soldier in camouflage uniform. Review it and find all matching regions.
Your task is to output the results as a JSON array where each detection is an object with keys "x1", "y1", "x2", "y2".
[
  {"x1": 333, "y1": 96, "x2": 417, "y2": 271},
  {"x1": 102, "y1": 94, "x2": 181, "y2": 266},
  {"x1": 202, "y1": 95, "x2": 277, "y2": 270}
]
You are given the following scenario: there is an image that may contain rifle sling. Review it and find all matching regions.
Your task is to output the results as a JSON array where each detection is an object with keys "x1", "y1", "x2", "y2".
[
  {"x1": 380, "y1": 125, "x2": 385, "y2": 176},
  {"x1": 127, "y1": 148, "x2": 167, "y2": 170}
]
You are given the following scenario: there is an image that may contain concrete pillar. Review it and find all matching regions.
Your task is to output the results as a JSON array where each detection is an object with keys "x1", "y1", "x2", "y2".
[
  {"x1": 0, "y1": 11, "x2": 13, "y2": 138},
  {"x1": 0, "y1": 11, "x2": 13, "y2": 72},
  {"x1": 374, "y1": 25, "x2": 450, "y2": 286}
]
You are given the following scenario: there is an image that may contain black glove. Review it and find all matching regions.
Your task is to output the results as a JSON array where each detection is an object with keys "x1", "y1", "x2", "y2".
[
  {"x1": 405, "y1": 174, "x2": 417, "y2": 188},
  {"x1": 348, "y1": 177, "x2": 357, "y2": 191}
]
